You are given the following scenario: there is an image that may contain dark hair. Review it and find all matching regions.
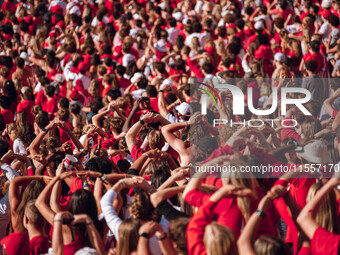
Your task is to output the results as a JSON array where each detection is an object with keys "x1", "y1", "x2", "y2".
[
  {"x1": 168, "y1": 17, "x2": 176, "y2": 27},
  {"x1": 70, "y1": 103, "x2": 81, "y2": 115},
  {"x1": 0, "y1": 139, "x2": 10, "y2": 158},
  {"x1": 85, "y1": 157, "x2": 112, "y2": 174},
  {"x1": 58, "y1": 97, "x2": 69, "y2": 109},
  {"x1": 202, "y1": 62, "x2": 214, "y2": 74},
  {"x1": 69, "y1": 189, "x2": 102, "y2": 245},
  {"x1": 106, "y1": 88, "x2": 121, "y2": 100},
  {"x1": 305, "y1": 59, "x2": 318, "y2": 73},
  {"x1": 116, "y1": 65, "x2": 126, "y2": 76},
  {"x1": 328, "y1": 15, "x2": 340, "y2": 27},
  {"x1": 0, "y1": 95, "x2": 11, "y2": 109},
  {"x1": 35, "y1": 111, "x2": 49, "y2": 129},
  {"x1": 45, "y1": 84, "x2": 55, "y2": 97},
  {"x1": 146, "y1": 85, "x2": 157, "y2": 97}
]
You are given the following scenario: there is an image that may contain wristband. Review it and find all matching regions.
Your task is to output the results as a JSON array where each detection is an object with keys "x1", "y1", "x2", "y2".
[
  {"x1": 83, "y1": 184, "x2": 90, "y2": 188},
  {"x1": 54, "y1": 219, "x2": 63, "y2": 223},
  {"x1": 100, "y1": 174, "x2": 107, "y2": 182},
  {"x1": 139, "y1": 232, "x2": 150, "y2": 238},
  {"x1": 42, "y1": 128, "x2": 48, "y2": 133},
  {"x1": 140, "y1": 120, "x2": 145, "y2": 125},
  {"x1": 256, "y1": 209, "x2": 266, "y2": 218},
  {"x1": 159, "y1": 90, "x2": 164, "y2": 93}
]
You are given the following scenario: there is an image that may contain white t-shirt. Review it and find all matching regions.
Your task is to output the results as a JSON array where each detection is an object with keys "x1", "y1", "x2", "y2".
[{"x1": 13, "y1": 138, "x2": 26, "y2": 155}]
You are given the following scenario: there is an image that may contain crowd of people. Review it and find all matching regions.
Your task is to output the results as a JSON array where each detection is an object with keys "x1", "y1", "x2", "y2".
[{"x1": 0, "y1": 0, "x2": 340, "y2": 254}]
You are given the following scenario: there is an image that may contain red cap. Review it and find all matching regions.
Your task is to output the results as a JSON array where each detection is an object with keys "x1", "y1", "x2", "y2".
[
  {"x1": 50, "y1": 5, "x2": 63, "y2": 15},
  {"x1": 78, "y1": 61, "x2": 89, "y2": 73},
  {"x1": 24, "y1": 16, "x2": 32, "y2": 24},
  {"x1": 1, "y1": 232, "x2": 29, "y2": 255},
  {"x1": 70, "y1": 89, "x2": 79, "y2": 100},
  {"x1": 56, "y1": 20, "x2": 65, "y2": 29},
  {"x1": 75, "y1": 79, "x2": 84, "y2": 90},
  {"x1": 227, "y1": 23, "x2": 236, "y2": 29},
  {"x1": 204, "y1": 46, "x2": 216, "y2": 56},
  {"x1": 49, "y1": 31, "x2": 57, "y2": 38},
  {"x1": 322, "y1": 9, "x2": 331, "y2": 19}
]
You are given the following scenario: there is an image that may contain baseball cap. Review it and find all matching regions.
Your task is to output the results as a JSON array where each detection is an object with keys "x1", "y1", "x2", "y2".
[
  {"x1": 321, "y1": 0, "x2": 332, "y2": 9},
  {"x1": 254, "y1": 21, "x2": 264, "y2": 30},
  {"x1": 122, "y1": 54, "x2": 136, "y2": 67},
  {"x1": 1, "y1": 232, "x2": 30, "y2": 255},
  {"x1": 54, "y1": 74, "x2": 65, "y2": 83},
  {"x1": 173, "y1": 12, "x2": 183, "y2": 21},
  {"x1": 175, "y1": 102, "x2": 192, "y2": 116},
  {"x1": 131, "y1": 72, "x2": 144, "y2": 83},
  {"x1": 160, "y1": 79, "x2": 173, "y2": 90},
  {"x1": 274, "y1": 53, "x2": 285, "y2": 62},
  {"x1": 154, "y1": 39, "x2": 167, "y2": 52},
  {"x1": 297, "y1": 140, "x2": 331, "y2": 164}
]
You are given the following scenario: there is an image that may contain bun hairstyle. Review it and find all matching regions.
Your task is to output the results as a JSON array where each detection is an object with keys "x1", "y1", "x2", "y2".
[{"x1": 130, "y1": 191, "x2": 161, "y2": 222}]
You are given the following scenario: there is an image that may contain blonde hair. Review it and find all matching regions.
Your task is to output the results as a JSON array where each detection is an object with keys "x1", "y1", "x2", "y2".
[
  {"x1": 254, "y1": 235, "x2": 292, "y2": 255},
  {"x1": 306, "y1": 182, "x2": 339, "y2": 233},
  {"x1": 204, "y1": 222, "x2": 238, "y2": 255},
  {"x1": 116, "y1": 219, "x2": 140, "y2": 255},
  {"x1": 221, "y1": 162, "x2": 257, "y2": 222}
]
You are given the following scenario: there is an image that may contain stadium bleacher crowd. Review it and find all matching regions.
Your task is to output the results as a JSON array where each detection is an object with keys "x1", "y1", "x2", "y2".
[{"x1": 1, "y1": 0, "x2": 340, "y2": 254}]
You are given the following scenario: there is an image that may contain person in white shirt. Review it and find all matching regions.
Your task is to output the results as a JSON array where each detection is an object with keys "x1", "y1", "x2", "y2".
[{"x1": 167, "y1": 18, "x2": 181, "y2": 46}]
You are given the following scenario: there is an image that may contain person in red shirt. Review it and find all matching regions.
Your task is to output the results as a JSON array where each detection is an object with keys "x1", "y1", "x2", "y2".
[
  {"x1": 43, "y1": 85, "x2": 57, "y2": 118},
  {"x1": 0, "y1": 95, "x2": 14, "y2": 124},
  {"x1": 17, "y1": 86, "x2": 35, "y2": 125},
  {"x1": 300, "y1": 40, "x2": 328, "y2": 74},
  {"x1": 146, "y1": 85, "x2": 159, "y2": 112},
  {"x1": 297, "y1": 172, "x2": 340, "y2": 255},
  {"x1": 23, "y1": 201, "x2": 51, "y2": 255},
  {"x1": 101, "y1": 74, "x2": 114, "y2": 98},
  {"x1": 116, "y1": 65, "x2": 130, "y2": 90}
]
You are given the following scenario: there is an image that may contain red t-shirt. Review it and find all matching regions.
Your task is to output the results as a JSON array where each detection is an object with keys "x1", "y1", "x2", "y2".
[
  {"x1": 311, "y1": 226, "x2": 340, "y2": 255},
  {"x1": 1, "y1": 109, "x2": 14, "y2": 124},
  {"x1": 43, "y1": 98, "x2": 57, "y2": 115},
  {"x1": 17, "y1": 99, "x2": 35, "y2": 125},
  {"x1": 30, "y1": 236, "x2": 51, "y2": 255},
  {"x1": 117, "y1": 76, "x2": 130, "y2": 90},
  {"x1": 101, "y1": 86, "x2": 111, "y2": 98}
]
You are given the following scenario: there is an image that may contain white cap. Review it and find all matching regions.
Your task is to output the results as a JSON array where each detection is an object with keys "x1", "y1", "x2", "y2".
[
  {"x1": 54, "y1": 73, "x2": 65, "y2": 83},
  {"x1": 182, "y1": 17, "x2": 190, "y2": 25},
  {"x1": 297, "y1": 140, "x2": 331, "y2": 164},
  {"x1": 154, "y1": 39, "x2": 167, "y2": 52},
  {"x1": 321, "y1": 0, "x2": 332, "y2": 9},
  {"x1": 175, "y1": 102, "x2": 191, "y2": 116},
  {"x1": 133, "y1": 14, "x2": 140, "y2": 20},
  {"x1": 274, "y1": 53, "x2": 285, "y2": 62},
  {"x1": 95, "y1": 0, "x2": 104, "y2": 4},
  {"x1": 21, "y1": 86, "x2": 31, "y2": 95},
  {"x1": 173, "y1": 12, "x2": 183, "y2": 21},
  {"x1": 254, "y1": 21, "x2": 264, "y2": 30},
  {"x1": 122, "y1": 54, "x2": 136, "y2": 67},
  {"x1": 20, "y1": 52, "x2": 29, "y2": 65},
  {"x1": 158, "y1": 2, "x2": 167, "y2": 10},
  {"x1": 69, "y1": 5, "x2": 81, "y2": 16},
  {"x1": 20, "y1": 52, "x2": 28, "y2": 60},
  {"x1": 131, "y1": 72, "x2": 144, "y2": 83},
  {"x1": 160, "y1": 79, "x2": 173, "y2": 90}
]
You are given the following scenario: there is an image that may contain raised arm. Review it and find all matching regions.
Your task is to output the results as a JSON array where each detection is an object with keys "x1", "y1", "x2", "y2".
[
  {"x1": 297, "y1": 176, "x2": 339, "y2": 239},
  {"x1": 35, "y1": 172, "x2": 75, "y2": 225},
  {"x1": 237, "y1": 194, "x2": 273, "y2": 255}
]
